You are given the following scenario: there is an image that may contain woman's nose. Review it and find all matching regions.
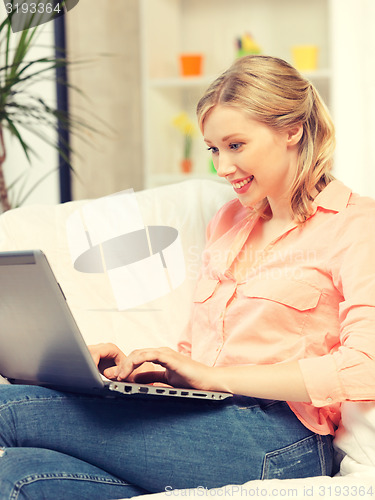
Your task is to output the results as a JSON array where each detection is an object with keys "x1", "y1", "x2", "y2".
[{"x1": 215, "y1": 155, "x2": 236, "y2": 178}]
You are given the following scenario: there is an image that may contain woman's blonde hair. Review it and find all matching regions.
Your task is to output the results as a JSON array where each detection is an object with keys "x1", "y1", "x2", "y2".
[{"x1": 196, "y1": 55, "x2": 336, "y2": 222}]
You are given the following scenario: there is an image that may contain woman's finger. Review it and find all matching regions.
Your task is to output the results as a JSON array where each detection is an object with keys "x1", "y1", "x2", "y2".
[
  {"x1": 117, "y1": 347, "x2": 177, "y2": 380},
  {"x1": 88, "y1": 343, "x2": 127, "y2": 370},
  {"x1": 133, "y1": 370, "x2": 169, "y2": 385}
]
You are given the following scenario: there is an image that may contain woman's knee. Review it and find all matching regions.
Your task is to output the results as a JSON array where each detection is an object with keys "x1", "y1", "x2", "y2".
[
  {"x1": 0, "y1": 385, "x2": 63, "y2": 448},
  {"x1": 0, "y1": 447, "x2": 42, "y2": 499}
]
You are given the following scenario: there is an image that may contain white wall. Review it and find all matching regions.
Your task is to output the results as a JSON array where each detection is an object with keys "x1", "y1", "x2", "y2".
[{"x1": 331, "y1": 0, "x2": 375, "y2": 198}]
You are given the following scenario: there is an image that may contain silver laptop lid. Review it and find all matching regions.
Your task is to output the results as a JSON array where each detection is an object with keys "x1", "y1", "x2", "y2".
[{"x1": 0, "y1": 250, "x2": 105, "y2": 392}]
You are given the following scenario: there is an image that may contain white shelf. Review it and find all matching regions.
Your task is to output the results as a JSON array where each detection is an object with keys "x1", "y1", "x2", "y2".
[{"x1": 149, "y1": 76, "x2": 218, "y2": 89}]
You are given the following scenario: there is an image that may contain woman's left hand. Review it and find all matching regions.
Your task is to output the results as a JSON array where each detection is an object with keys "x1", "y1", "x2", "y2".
[{"x1": 109, "y1": 347, "x2": 215, "y2": 391}]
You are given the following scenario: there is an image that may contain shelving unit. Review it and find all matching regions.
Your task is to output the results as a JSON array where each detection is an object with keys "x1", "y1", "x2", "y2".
[{"x1": 140, "y1": 0, "x2": 331, "y2": 189}]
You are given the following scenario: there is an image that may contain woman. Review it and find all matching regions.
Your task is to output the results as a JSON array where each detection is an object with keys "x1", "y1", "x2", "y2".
[{"x1": 0, "y1": 55, "x2": 374, "y2": 499}]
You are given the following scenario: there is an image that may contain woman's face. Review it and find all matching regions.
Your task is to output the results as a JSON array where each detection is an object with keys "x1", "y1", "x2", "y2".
[{"x1": 202, "y1": 105, "x2": 302, "y2": 218}]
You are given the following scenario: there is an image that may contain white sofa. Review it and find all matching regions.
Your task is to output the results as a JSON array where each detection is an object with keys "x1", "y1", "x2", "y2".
[{"x1": 0, "y1": 179, "x2": 374, "y2": 499}]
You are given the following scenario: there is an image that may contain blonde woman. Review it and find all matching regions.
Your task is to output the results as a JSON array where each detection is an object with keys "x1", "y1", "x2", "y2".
[{"x1": 0, "y1": 55, "x2": 374, "y2": 498}]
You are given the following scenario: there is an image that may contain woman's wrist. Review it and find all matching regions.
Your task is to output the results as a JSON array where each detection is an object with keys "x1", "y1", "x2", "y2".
[{"x1": 206, "y1": 363, "x2": 311, "y2": 402}]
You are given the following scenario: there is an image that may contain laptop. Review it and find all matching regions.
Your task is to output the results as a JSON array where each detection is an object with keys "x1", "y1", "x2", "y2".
[{"x1": 0, "y1": 250, "x2": 231, "y2": 401}]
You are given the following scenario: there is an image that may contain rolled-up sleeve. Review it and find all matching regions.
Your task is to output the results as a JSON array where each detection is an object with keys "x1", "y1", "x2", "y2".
[{"x1": 299, "y1": 206, "x2": 375, "y2": 407}]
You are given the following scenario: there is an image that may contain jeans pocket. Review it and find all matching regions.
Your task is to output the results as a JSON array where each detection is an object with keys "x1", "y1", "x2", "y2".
[{"x1": 261, "y1": 434, "x2": 333, "y2": 480}]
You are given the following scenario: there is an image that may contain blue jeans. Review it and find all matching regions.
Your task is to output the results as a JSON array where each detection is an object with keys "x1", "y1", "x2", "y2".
[{"x1": 0, "y1": 385, "x2": 333, "y2": 499}]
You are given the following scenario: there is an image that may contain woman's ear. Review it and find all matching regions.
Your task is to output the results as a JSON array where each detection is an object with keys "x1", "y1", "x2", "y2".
[{"x1": 286, "y1": 123, "x2": 303, "y2": 146}]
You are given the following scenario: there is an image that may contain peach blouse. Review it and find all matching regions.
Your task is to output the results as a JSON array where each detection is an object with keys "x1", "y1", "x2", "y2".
[{"x1": 178, "y1": 181, "x2": 375, "y2": 435}]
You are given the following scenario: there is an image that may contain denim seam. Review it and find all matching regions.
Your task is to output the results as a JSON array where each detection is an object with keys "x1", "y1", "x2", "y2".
[
  {"x1": 316, "y1": 434, "x2": 326, "y2": 475},
  {"x1": 260, "y1": 433, "x2": 316, "y2": 480},
  {"x1": 0, "y1": 394, "x2": 135, "y2": 414},
  {"x1": 0, "y1": 396, "x2": 72, "y2": 413},
  {"x1": 11, "y1": 473, "x2": 130, "y2": 500},
  {"x1": 0, "y1": 395, "x2": 132, "y2": 415}
]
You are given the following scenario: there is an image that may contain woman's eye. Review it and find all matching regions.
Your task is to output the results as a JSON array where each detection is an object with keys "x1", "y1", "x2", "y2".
[
  {"x1": 230, "y1": 143, "x2": 242, "y2": 150},
  {"x1": 207, "y1": 146, "x2": 219, "y2": 154}
]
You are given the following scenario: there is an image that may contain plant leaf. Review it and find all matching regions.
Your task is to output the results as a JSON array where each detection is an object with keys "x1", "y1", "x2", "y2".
[{"x1": 3, "y1": 116, "x2": 33, "y2": 163}]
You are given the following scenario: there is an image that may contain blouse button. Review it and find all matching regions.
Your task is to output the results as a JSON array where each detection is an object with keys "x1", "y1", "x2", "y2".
[{"x1": 326, "y1": 397, "x2": 333, "y2": 403}]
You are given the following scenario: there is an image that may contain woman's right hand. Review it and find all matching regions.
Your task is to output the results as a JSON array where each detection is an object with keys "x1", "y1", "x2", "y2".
[
  {"x1": 88, "y1": 343, "x2": 159, "y2": 382},
  {"x1": 88, "y1": 343, "x2": 128, "y2": 380}
]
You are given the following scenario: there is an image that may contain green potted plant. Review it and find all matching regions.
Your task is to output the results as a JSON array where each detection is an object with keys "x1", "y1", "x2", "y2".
[
  {"x1": 0, "y1": 9, "x2": 89, "y2": 212},
  {"x1": 172, "y1": 112, "x2": 196, "y2": 174}
]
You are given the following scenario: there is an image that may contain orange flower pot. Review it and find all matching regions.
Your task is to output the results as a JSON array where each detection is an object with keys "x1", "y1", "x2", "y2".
[
  {"x1": 179, "y1": 54, "x2": 203, "y2": 77},
  {"x1": 181, "y1": 158, "x2": 192, "y2": 173}
]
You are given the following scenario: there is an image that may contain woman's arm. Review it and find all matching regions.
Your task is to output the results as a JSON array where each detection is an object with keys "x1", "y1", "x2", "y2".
[
  {"x1": 105, "y1": 346, "x2": 312, "y2": 403},
  {"x1": 212, "y1": 361, "x2": 311, "y2": 402}
]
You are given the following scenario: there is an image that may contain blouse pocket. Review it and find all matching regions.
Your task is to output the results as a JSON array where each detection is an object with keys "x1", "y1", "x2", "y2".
[
  {"x1": 242, "y1": 277, "x2": 321, "y2": 311},
  {"x1": 193, "y1": 278, "x2": 219, "y2": 303}
]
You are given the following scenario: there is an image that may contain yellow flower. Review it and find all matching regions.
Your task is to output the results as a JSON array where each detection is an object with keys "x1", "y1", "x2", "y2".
[
  {"x1": 172, "y1": 112, "x2": 196, "y2": 137},
  {"x1": 172, "y1": 112, "x2": 197, "y2": 159}
]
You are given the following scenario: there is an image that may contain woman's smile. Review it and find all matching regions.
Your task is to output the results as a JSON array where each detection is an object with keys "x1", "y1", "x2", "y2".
[{"x1": 231, "y1": 175, "x2": 254, "y2": 193}]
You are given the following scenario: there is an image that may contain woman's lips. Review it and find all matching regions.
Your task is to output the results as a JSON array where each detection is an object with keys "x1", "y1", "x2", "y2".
[{"x1": 231, "y1": 175, "x2": 254, "y2": 194}]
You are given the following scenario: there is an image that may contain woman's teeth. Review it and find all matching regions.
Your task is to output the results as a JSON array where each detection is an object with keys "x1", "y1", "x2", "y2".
[{"x1": 233, "y1": 176, "x2": 254, "y2": 189}]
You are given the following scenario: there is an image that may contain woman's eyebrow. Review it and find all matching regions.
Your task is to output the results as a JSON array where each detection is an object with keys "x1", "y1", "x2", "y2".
[
  {"x1": 222, "y1": 134, "x2": 243, "y2": 142},
  {"x1": 204, "y1": 134, "x2": 243, "y2": 144}
]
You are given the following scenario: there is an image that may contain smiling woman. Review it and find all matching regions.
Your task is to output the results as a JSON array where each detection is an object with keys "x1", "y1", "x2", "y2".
[{"x1": 0, "y1": 54, "x2": 375, "y2": 498}]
